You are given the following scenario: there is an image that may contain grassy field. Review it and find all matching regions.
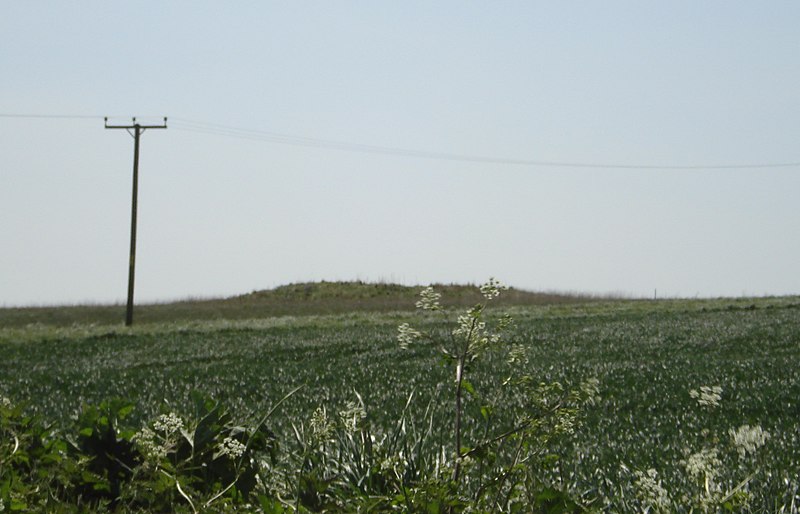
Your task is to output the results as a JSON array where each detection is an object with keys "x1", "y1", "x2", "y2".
[{"x1": 1, "y1": 284, "x2": 799, "y2": 510}]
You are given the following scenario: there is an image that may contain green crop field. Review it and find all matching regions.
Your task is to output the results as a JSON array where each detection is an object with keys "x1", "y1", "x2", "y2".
[{"x1": 1, "y1": 285, "x2": 799, "y2": 512}]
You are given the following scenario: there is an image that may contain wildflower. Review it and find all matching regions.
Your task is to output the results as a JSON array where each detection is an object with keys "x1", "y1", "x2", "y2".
[
  {"x1": 309, "y1": 406, "x2": 334, "y2": 442},
  {"x1": 397, "y1": 323, "x2": 422, "y2": 349},
  {"x1": 415, "y1": 286, "x2": 441, "y2": 311},
  {"x1": 497, "y1": 313, "x2": 514, "y2": 331},
  {"x1": 634, "y1": 468, "x2": 671, "y2": 512},
  {"x1": 689, "y1": 385, "x2": 722, "y2": 407},
  {"x1": 730, "y1": 424, "x2": 770, "y2": 459},
  {"x1": 682, "y1": 448, "x2": 722, "y2": 495},
  {"x1": 479, "y1": 277, "x2": 507, "y2": 300},
  {"x1": 153, "y1": 412, "x2": 184, "y2": 434},
  {"x1": 0, "y1": 396, "x2": 10, "y2": 408},
  {"x1": 453, "y1": 313, "x2": 485, "y2": 341},
  {"x1": 134, "y1": 427, "x2": 167, "y2": 460},
  {"x1": 339, "y1": 400, "x2": 367, "y2": 433},
  {"x1": 453, "y1": 312, "x2": 496, "y2": 355},
  {"x1": 218, "y1": 436, "x2": 246, "y2": 460},
  {"x1": 554, "y1": 411, "x2": 577, "y2": 435}
]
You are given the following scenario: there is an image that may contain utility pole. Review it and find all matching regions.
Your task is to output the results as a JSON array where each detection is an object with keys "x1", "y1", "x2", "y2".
[{"x1": 105, "y1": 117, "x2": 167, "y2": 326}]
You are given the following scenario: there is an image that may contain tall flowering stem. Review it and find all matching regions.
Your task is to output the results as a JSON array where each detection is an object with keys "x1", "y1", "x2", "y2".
[{"x1": 398, "y1": 278, "x2": 510, "y2": 485}]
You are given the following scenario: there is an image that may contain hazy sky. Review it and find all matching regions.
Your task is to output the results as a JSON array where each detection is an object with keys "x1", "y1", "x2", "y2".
[{"x1": 2, "y1": 2, "x2": 799, "y2": 306}]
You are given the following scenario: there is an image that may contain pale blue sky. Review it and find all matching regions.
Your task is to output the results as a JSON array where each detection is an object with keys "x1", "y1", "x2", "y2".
[{"x1": 2, "y1": 2, "x2": 799, "y2": 306}]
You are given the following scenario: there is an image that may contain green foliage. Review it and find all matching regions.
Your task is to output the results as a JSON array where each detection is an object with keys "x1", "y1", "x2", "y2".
[
  {"x1": 0, "y1": 282, "x2": 600, "y2": 512},
  {"x1": 1, "y1": 393, "x2": 281, "y2": 513},
  {"x1": 122, "y1": 391, "x2": 281, "y2": 512},
  {"x1": 391, "y1": 280, "x2": 600, "y2": 511},
  {"x1": 0, "y1": 397, "x2": 67, "y2": 512},
  {"x1": 70, "y1": 399, "x2": 139, "y2": 508},
  {"x1": 1, "y1": 293, "x2": 799, "y2": 511}
]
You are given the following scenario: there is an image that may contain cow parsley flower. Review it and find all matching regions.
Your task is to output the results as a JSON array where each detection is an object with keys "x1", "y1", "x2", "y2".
[
  {"x1": 415, "y1": 286, "x2": 441, "y2": 311},
  {"x1": 397, "y1": 322, "x2": 422, "y2": 349},
  {"x1": 453, "y1": 312, "x2": 496, "y2": 355},
  {"x1": 453, "y1": 312, "x2": 485, "y2": 339},
  {"x1": 153, "y1": 412, "x2": 184, "y2": 434},
  {"x1": 634, "y1": 468, "x2": 671, "y2": 512},
  {"x1": 339, "y1": 400, "x2": 367, "y2": 433},
  {"x1": 479, "y1": 277, "x2": 507, "y2": 300},
  {"x1": 730, "y1": 424, "x2": 770, "y2": 459},
  {"x1": 682, "y1": 447, "x2": 722, "y2": 495},
  {"x1": 689, "y1": 385, "x2": 722, "y2": 408},
  {"x1": 134, "y1": 427, "x2": 167, "y2": 460},
  {"x1": 310, "y1": 406, "x2": 334, "y2": 442},
  {"x1": 219, "y1": 436, "x2": 246, "y2": 460}
]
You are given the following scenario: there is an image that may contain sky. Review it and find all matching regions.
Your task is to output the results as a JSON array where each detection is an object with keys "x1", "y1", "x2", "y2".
[{"x1": 2, "y1": 1, "x2": 799, "y2": 306}]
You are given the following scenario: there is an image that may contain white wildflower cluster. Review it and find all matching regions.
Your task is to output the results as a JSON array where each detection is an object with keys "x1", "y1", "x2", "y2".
[
  {"x1": 479, "y1": 277, "x2": 507, "y2": 300},
  {"x1": 682, "y1": 447, "x2": 722, "y2": 493},
  {"x1": 153, "y1": 412, "x2": 184, "y2": 434},
  {"x1": 339, "y1": 400, "x2": 367, "y2": 433},
  {"x1": 689, "y1": 385, "x2": 723, "y2": 408},
  {"x1": 453, "y1": 313, "x2": 484, "y2": 340},
  {"x1": 497, "y1": 313, "x2": 514, "y2": 331},
  {"x1": 309, "y1": 406, "x2": 334, "y2": 442},
  {"x1": 397, "y1": 323, "x2": 422, "y2": 349},
  {"x1": 415, "y1": 286, "x2": 441, "y2": 311},
  {"x1": 553, "y1": 410, "x2": 578, "y2": 436},
  {"x1": 453, "y1": 311, "x2": 500, "y2": 351},
  {"x1": 0, "y1": 396, "x2": 10, "y2": 408},
  {"x1": 218, "y1": 436, "x2": 247, "y2": 460},
  {"x1": 0, "y1": 498, "x2": 5, "y2": 512},
  {"x1": 134, "y1": 427, "x2": 168, "y2": 460},
  {"x1": 634, "y1": 468, "x2": 672, "y2": 512},
  {"x1": 135, "y1": 412, "x2": 186, "y2": 461},
  {"x1": 730, "y1": 424, "x2": 770, "y2": 459}
]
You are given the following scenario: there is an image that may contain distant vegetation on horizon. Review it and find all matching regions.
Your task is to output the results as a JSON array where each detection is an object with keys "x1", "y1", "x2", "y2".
[{"x1": 0, "y1": 280, "x2": 610, "y2": 328}]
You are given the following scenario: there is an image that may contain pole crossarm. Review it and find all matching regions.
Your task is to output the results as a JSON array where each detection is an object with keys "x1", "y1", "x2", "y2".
[
  {"x1": 105, "y1": 115, "x2": 167, "y2": 326},
  {"x1": 104, "y1": 116, "x2": 168, "y2": 129}
]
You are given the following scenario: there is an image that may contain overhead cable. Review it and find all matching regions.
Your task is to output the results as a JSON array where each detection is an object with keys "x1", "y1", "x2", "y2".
[
  {"x1": 3, "y1": 113, "x2": 800, "y2": 170},
  {"x1": 169, "y1": 118, "x2": 800, "y2": 170}
]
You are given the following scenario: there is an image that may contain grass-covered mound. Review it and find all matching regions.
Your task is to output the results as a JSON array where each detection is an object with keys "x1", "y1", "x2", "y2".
[{"x1": 0, "y1": 280, "x2": 596, "y2": 327}]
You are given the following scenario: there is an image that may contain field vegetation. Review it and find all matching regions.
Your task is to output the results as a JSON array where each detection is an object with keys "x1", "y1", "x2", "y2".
[
  {"x1": 0, "y1": 281, "x2": 600, "y2": 328},
  {"x1": 1, "y1": 282, "x2": 799, "y2": 512}
]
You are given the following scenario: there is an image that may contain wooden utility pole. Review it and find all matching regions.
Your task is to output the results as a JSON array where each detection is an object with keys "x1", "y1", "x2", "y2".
[{"x1": 105, "y1": 117, "x2": 167, "y2": 326}]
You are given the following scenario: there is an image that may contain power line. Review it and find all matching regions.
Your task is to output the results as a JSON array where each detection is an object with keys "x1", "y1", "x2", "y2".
[
  {"x1": 170, "y1": 117, "x2": 800, "y2": 170},
  {"x1": 0, "y1": 113, "x2": 103, "y2": 119},
  {"x1": 4, "y1": 113, "x2": 800, "y2": 170},
  {"x1": 0, "y1": 114, "x2": 166, "y2": 121}
]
